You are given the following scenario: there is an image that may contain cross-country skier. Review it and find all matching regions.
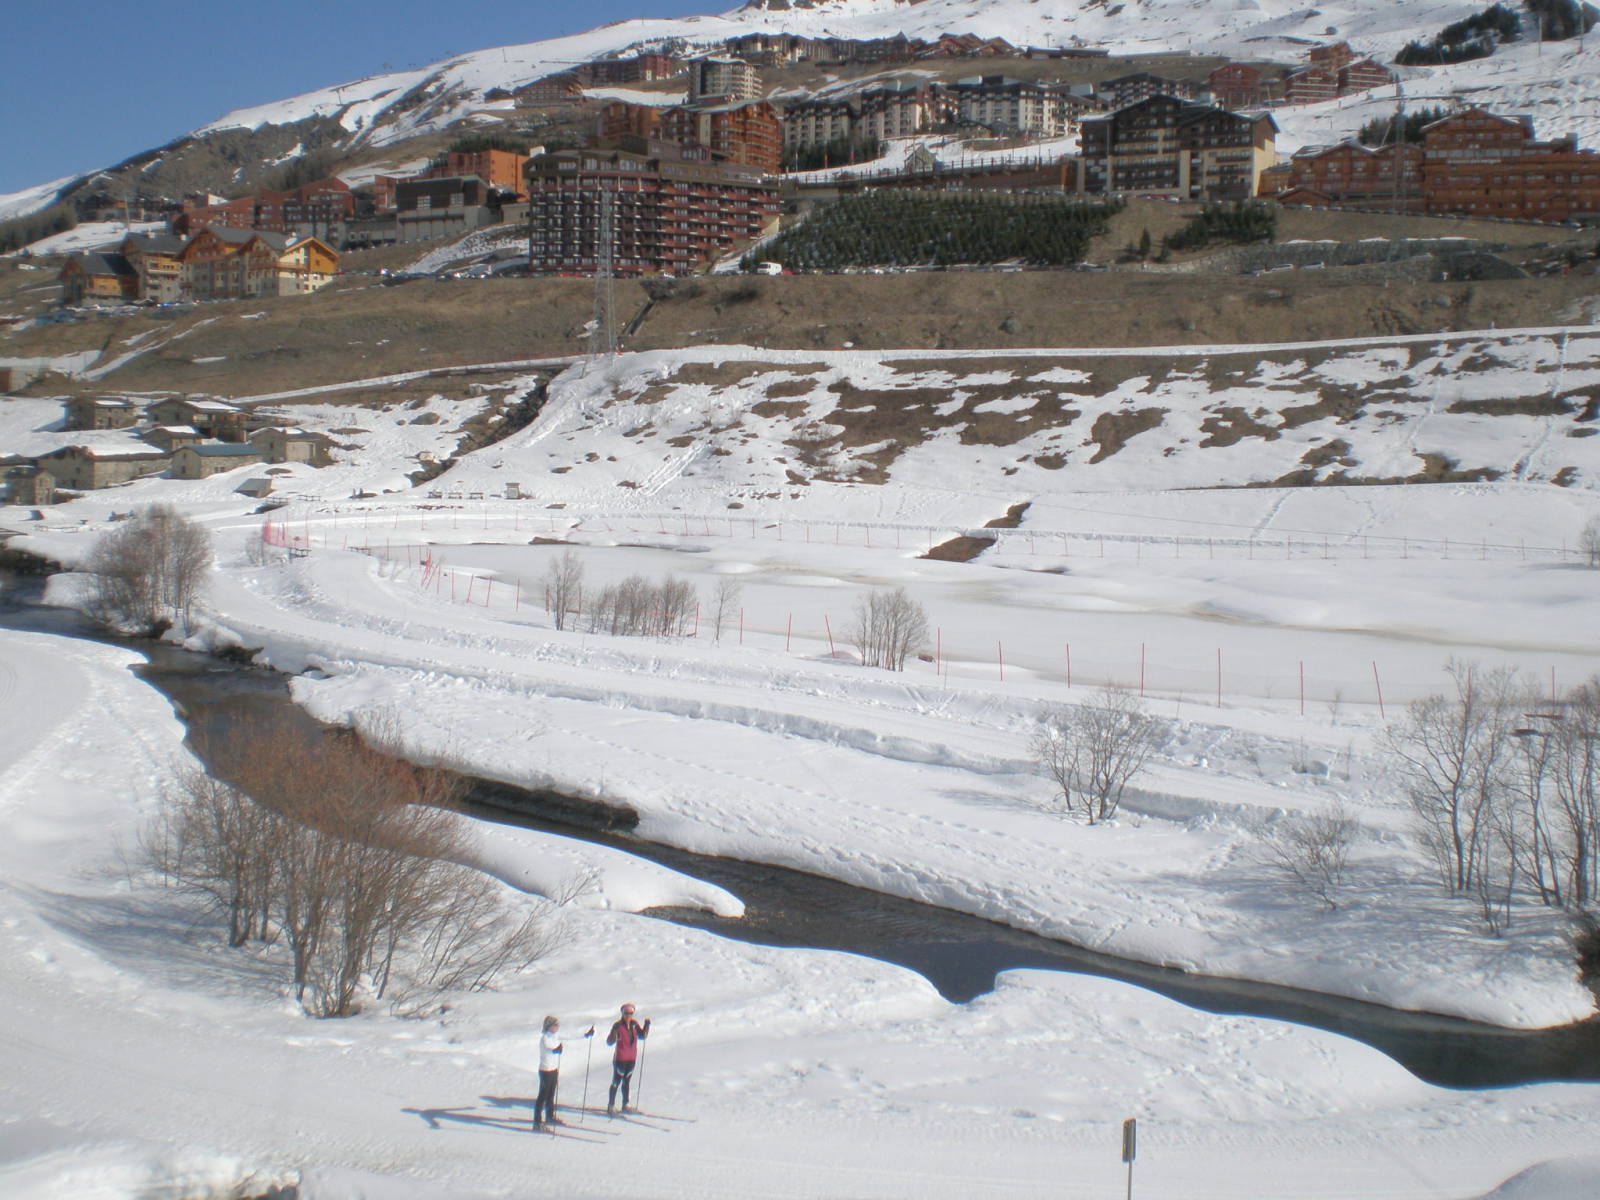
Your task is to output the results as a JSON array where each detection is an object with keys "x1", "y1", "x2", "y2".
[
  {"x1": 534, "y1": 1015, "x2": 564, "y2": 1131},
  {"x1": 606, "y1": 1002, "x2": 650, "y2": 1114}
]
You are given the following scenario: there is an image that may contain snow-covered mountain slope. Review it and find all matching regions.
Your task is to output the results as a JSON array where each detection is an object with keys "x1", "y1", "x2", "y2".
[{"x1": 184, "y1": 1, "x2": 1600, "y2": 180}]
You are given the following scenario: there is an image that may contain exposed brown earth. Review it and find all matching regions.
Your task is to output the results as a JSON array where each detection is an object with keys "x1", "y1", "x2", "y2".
[{"x1": 3, "y1": 201, "x2": 1598, "y2": 405}]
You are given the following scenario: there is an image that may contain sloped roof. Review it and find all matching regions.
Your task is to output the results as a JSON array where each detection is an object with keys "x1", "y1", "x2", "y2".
[
  {"x1": 121, "y1": 232, "x2": 188, "y2": 255},
  {"x1": 66, "y1": 253, "x2": 135, "y2": 277},
  {"x1": 181, "y1": 442, "x2": 263, "y2": 457}
]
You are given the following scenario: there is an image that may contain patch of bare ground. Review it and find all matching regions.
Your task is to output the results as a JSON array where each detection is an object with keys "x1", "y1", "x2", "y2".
[
  {"x1": 665, "y1": 360, "x2": 819, "y2": 388},
  {"x1": 1088, "y1": 408, "x2": 1168, "y2": 463},
  {"x1": 1199, "y1": 406, "x2": 1281, "y2": 447},
  {"x1": 763, "y1": 377, "x2": 823, "y2": 398},
  {"x1": 918, "y1": 502, "x2": 1030, "y2": 561},
  {"x1": 922, "y1": 533, "x2": 997, "y2": 562},
  {"x1": 1259, "y1": 450, "x2": 1502, "y2": 489},
  {"x1": 750, "y1": 398, "x2": 810, "y2": 418},
  {"x1": 1447, "y1": 395, "x2": 1578, "y2": 417},
  {"x1": 1278, "y1": 385, "x2": 1371, "y2": 428},
  {"x1": 985, "y1": 502, "x2": 1032, "y2": 529}
]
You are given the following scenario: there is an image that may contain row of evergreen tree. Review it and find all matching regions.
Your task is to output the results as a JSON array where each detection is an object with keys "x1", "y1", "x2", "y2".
[
  {"x1": 744, "y1": 191, "x2": 1123, "y2": 271},
  {"x1": 1396, "y1": 1, "x2": 1596, "y2": 65},
  {"x1": 1526, "y1": 0, "x2": 1600, "y2": 39},
  {"x1": 1163, "y1": 203, "x2": 1276, "y2": 252},
  {"x1": 1356, "y1": 106, "x2": 1453, "y2": 147},
  {"x1": 0, "y1": 202, "x2": 77, "y2": 255},
  {"x1": 782, "y1": 136, "x2": 886, "y2": 174},
  {"x1": 1396, "y1": 4, "x2": 1523, "y2": 65}
]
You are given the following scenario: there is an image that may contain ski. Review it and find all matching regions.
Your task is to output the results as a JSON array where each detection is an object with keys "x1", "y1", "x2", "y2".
[
  {"x1": 532, "y1": 1125, "x2": 608, "y2": 1144},
  {"x1": 570, "y1": 1104, "x2": 672, "y2": 1131},
  {"x1": 630, "y1": 1111, "x2": 696, "y2": 1123}
]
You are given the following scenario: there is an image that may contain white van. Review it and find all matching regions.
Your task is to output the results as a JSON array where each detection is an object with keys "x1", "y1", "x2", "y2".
[{"x1": 754, "y1": 261, "x2": 783, "y2": 275}]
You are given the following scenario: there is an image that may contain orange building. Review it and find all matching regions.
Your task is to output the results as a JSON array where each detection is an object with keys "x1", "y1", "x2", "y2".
[
  {"x1": 659, "y1": 100, "x2": 782, "y2": 174},
  {"x1": 1208, "y1": 63, "x2": 1270, "y2": 109},
  {"x1": 525, "y1": 142, "x2": 778, "y2": 275},
  {"x1": 425, "y1": 150, "x2": 530, "y2": 199},
  {"x1": 1283, "y1": 65, "x2": 1338, "y2": 106},
  {"x1": 1283, "y1": 141, "x2": 1424, "y2": 209},
  {"x1": 598, "y1": 101, "x2": 665, "y2": 142}
]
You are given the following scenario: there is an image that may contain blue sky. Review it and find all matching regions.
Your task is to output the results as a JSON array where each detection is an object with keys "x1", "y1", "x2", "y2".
[{"x1": 0, "y1": 0, "x2": 718, "y2": 197}]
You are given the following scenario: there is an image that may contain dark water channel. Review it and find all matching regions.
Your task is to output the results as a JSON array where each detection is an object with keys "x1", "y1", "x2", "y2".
[{"x1": 3, "y1": 567, "x2": 1599, "y2": 1090}]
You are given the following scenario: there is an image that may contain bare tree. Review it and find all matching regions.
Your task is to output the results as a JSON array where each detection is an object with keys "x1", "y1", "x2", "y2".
[
  {"x1": 85, "y1": 504, "x2": 211, "y2": 634},
  {"x1": 1547, "y1": 679, "x2": 1600, "y2": 909},
  {"x1": 544, "y1": 548, "x2": 585, "y2": 632},
  {"x1": 144, "y1": 765, "x2": 279, "y2": 947},
  {"x1": 710, "y1": 576, "x2": 743, "y2": 644},
  {"x1": 587, "y1": 572, "x2": 698, "y2": 639},
  {"x1": 1383, "y1": 660, "x2": 1519, "y2": 896},
  {"x1": 1578, "y1": 514, "x2": 1600, "y2": 568},
  {"x1": 1263, "y1": 799, "x2": 1358, "y2": 910},
  {"x1": 150, "y1": 713, "x2": 560, "y2": 1018},
  {"x1": 1030, "y1": 685, "x2": 1161, "y2": 824},
  {"x1": 850, "y1": 585, "x2": 928, "y2": 671}
]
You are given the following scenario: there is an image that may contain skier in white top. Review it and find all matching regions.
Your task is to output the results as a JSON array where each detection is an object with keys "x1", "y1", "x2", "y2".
[{"x1": 534, "y1": 1015, "x2": 564, "y2": 1130}]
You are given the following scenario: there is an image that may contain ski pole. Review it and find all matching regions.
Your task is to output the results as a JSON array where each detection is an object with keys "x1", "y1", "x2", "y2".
[
  {"x1": 580, "y1": 1027, "x2": 595, "y2": 1124},
  {"x1": 635, "y1": 1033, "x2": 647, "y2": 1110}
]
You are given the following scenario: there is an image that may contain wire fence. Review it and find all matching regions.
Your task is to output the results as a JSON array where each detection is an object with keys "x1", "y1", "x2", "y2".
[
  {"x1": 263, "y1": 505, "x2": 1585, "y2": 566},
  {"x1": 259, "y1": 512, "x2": 1591, "y2": 715}
]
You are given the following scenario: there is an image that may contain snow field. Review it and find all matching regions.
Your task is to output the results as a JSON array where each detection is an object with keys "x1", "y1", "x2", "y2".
[{"x1": 7, "y1": 326, "x2": 1600, "y2": 1196}]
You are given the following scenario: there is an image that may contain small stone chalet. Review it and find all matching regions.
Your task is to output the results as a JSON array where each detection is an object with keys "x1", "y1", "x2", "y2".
[
  {"x1": 33, "y1": 444, "x2": 172, "y2": 490},
  {"x1": 141, "y1": 425, "x2": 205, "y2": 453},
  {"x1": 3, "y1": 465, "x2": 56, "y2": 506},
  {"x1": 65, "y1": 397, "x2": 142, "y2": 431},
  {"x1": 249, "y1": 426, "x2": 333, "y2": 466},
  {"x1": 145, "y1": 398, "x2": 248, "y2": 442},
  {"x1": 170, "y1": 442, "x2": 266, "y2": 479}
]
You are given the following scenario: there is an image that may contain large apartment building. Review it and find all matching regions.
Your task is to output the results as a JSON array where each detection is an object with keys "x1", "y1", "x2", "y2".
[
  {"x1": 173, "y1": 178, "x2": 354, "y2": 239},
  {"x1": 524, "y1": 141, "x2": 779, "y2": 275},
  {"x1": 780, "y1": 97, "x2": 859, "y2": 153},
  {"x1": 687, "y1": 57, "x2": 763, "y2": 104},
  {"x1": 1279, "y1": 141, "x2": 1425, "y2": 210},
  {"x1": 1421, "y1": 107, "x2": 1600, "y2": 220},
  {"x1": 1264, "y1": 108, "x2": 1600, "y2": 221},
  {"x1": 659, "y1": 101, "x2": 783, "y2": 174},
  {"x1": 1079, "y1": 95, "x2": 1278, "y2": 201},
  {"x1": 946, "y1": 75, "x2": 1083, "y2": 139}
]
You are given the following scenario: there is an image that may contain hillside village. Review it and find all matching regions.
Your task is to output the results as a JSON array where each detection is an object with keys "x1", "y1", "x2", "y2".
[{"x1": 28, "y1": 6, "x2": 1600, "y2": 313}]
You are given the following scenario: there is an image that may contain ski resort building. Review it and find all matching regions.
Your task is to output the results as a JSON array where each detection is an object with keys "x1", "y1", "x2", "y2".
[
  {"x1": 524, "y1": 141, "x2": 779, "y2": 275},
  {"x1": 1421, "y1": 109, "x2": 1600, "y2": 220},
  {"x1": 1280, "y1": 141, "x2": 1425, "y2": 211},
  {"x1": 687, "y1": 57, "x2": 762, "y2": 105},
  {"x1": 1079, "y1": 96, "x2": 1278, "y2": 201},
  {"x1": 659, "y1": 101, "x2": 783, "y2": 175}
]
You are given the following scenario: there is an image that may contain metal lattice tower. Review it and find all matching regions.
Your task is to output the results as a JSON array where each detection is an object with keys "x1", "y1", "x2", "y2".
[{"x1": 589, "y1": 186, "x2": 618, "y2": 363}]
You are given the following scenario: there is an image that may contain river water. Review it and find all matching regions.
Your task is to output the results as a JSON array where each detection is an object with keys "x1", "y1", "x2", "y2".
[{"x1": 3, "y1": 567, "x2": 1598, "y2": 1090}]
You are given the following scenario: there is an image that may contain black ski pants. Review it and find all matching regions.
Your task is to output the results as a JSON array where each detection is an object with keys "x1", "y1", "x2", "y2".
[
  {"x1": 609, "y1": 1060, "x2": 636, "y2": 1109},
  {"x1": 535, "y1": 1069, "x2": 559, "y2": 1124}
]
